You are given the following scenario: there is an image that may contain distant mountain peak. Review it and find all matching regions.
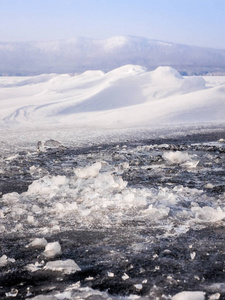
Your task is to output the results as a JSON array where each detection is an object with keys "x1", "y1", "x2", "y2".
[{"x1": 0, "y1": 36, "x2": 225, "y2": 76}]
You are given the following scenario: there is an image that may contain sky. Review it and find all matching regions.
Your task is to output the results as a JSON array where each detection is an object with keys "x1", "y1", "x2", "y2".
[{"x1": 0, "y1": 0, "x2": 225, "y2": 49}]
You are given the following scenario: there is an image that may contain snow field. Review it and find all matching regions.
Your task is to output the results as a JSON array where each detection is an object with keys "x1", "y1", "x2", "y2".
[{"x1": 0, "y1": 65, "x2": 224, "y2": 131}]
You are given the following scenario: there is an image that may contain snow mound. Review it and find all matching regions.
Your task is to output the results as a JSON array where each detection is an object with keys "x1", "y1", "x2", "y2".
[
  {"x1": 152, "y1": 66, "x2": 183, "y2": 80},
  {"x1": 0, "y1": 64, "x2": 215, "y2": 129}
]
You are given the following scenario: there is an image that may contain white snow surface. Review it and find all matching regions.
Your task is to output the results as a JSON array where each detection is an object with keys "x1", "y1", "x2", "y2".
[{"x1": 0, "y1": 65, "x2": 224, "y2": 137}]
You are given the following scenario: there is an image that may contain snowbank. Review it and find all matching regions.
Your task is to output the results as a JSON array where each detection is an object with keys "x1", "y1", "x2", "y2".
[{"x1": 1, "y1": 65, "x2": 224, "y2": 132}]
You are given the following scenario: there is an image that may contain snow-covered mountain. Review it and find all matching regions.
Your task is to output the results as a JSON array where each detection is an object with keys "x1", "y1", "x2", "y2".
[{"x1": 1, "y1": 36, "x2": 225, "y2": 76}]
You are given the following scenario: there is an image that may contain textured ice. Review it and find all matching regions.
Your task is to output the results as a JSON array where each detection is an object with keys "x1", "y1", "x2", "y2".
[
  {"x1": 26, "y1": 238, "x2": 48, "y2": 249},
  {"x1": 172, "y1": 291, "x2": 205, "y2": 300},
  {"x1": 163, "y1": 151, "x2": 192, "y2": 164},
  {"x1": 43, "y1": 242, "x2": 62, "y2": 258},
  {"x1": 1, "y1": 157, "x2": 225, "y2": 237},
  {"x1": 0, "y1": 255, "x2": 8, "y2": 267},
  {"x1": 26, "y1": 281, "x2": 140, "y2": 300},
  {"x1": 44, "y1": 259, "x2": 81, "y2": 274}
]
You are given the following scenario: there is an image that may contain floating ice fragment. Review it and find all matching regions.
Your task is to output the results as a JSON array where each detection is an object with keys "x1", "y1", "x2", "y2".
[
  {"x1": 134, "y1": 284, "x2": 143, "y2": 290},
  {"x1": 209, "y1": 293, "x2": 220, "y2": 300},
  {"x1": 5, "y1": 288, "x2": 18, "y2": 297},
  {"x1": 28, "y1": 295, "x2": 58, "y2": 299},
  {"x1": 7, "y1": 257, "x2": 15, "y2": 263},
  {"x1": 206, "y1": 283, "x2": 225, "y2": 293},
  {"x1": 26, "y1": 260, "x2": 45, "y2": 272},
  {"x1": 5, "y1": 154, "x2": 19, "y2": 161},
  {"x1": 122, "y1": 273, "x2": 129, "y2": 280},
  {"x1": 0, "y1": 254, "x2": 15, "y2": 267},
  {"x1": 37, "y1": 139, "x2": 64, "y2": 152},
  {"x1": 204, "y1": 183, "x2": 214, "y2": 189},
  {"x1": 44, "y1": 259, "x2": 81, "y2": 274},
  {"x1": 0, "y1": 255, "x2": 8, "y2": 267},
  {"x1": 181, "y1": 160, "x2": 199, "y2": 168},
  {"x1": 85, "y1": 276, "x2": 94, "y2": 281},
  {"x1": 190, "y1": 252, "x2": 196, "y2": 260},
  {"x1": 162, "y1": 151, "x2": 198, "y2": 168},
  {"x1": 172, "y1": 291, "x2": 205, "y2": 300},
  {"x1": 142, "y1": 279, "x2": 148, "y2": 284},
  {"x1": 75, "y1": 161, "x2": 102, "y2": 179},
  {"x1": 192, "y1": 206, "x2": 225, "y2": 222},
  {"x1": 163, "y1": 151, "x2": 190, "y2": 164},
  {"x1": 26, "y1": 237, "x2": 48, "y2": 249},
  {"x1": 43, "y1": 241, "x2": 61, "y2": 258}
]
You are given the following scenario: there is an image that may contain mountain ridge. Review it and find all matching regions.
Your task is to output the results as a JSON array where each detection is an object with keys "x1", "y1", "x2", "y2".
[{"x1": 1, "y1": 35, "x2": 225, "y2": 76}]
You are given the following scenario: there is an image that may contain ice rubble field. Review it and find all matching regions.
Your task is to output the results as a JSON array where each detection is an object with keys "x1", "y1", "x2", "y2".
[{"x1": 1, "y1": 151, "x2": 225, "y2": 236}]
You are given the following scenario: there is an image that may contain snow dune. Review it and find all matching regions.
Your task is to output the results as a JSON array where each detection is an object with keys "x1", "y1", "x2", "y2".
[{"x1": 0, "y1": 65, "x2": 224, "y2": 130}]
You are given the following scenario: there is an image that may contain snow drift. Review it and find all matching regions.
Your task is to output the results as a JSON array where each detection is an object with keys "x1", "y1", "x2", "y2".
[{"x1": 0, "y1": 65, "x2": 224, "y2": 131}]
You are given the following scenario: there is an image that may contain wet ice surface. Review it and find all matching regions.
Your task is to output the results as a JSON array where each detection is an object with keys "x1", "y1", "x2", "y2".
[{"x1": 1, "y1": 130, "x2": 225, "y2": 299}]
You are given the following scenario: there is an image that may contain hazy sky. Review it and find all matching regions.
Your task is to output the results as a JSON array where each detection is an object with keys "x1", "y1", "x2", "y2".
[{"x1": 1, "y1": 0, "x2": 224, "y2": 49}]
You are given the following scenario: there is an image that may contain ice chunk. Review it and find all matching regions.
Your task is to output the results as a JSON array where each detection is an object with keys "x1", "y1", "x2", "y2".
[
  {"x1": 122, "y1": 273, "x2": 129, "y2": 280},
  {"x1": 0, "y1": 255, "x2": 8, "y2": 267},
  {"x1": 44, "y1": 259, "x2": 81, "y2": 274},
  {"x1": 209, "y1": 294, "x2": 221, "y2": 300},
  {"x1": 5, "y1": 288, "x2": 18, "y2": 297},
  {"x1": 2, "y1": 192, "x2": 19, "y2": 205},
  {"x1": 26, "y1": 238, "x2": 48, "y2": 249},
  {"x1": 206, "y1": 283, "x2": 225, "y2": 293},
  {"x1": 26, "y1": 261, "x2": 45, "y2": 272},
  {"x1": 43, "y1": 241, "x2": 61, "y2": 258},
  {"x1": 190, "y1": 252, "x2": 196, "y2": 260},
  {"x1": 134, "y1": 284, "x2": 143, "y2": 290},
  {"x1": 172, "y1": 291, "x2": 205, "y2": 300},
  {"x1": 163, "y1": 151, "x2": 190, "y2": 164},
  {"x1": 75, "y1": 161, "x2": 102, "y2": 179},
  {"x1": 37, "y1": 139, "x2": 64, "y2": 152},
  {"x1": 192, "y1": 206, "x2": 225, "y2": 223},
  {"x1": 28, "y1": 175, "x2": 68, "y2": 196},
  {"x1": 107, "y1": 272, "x2": 114, "y2": 277},
  {"x1": 27, "y1": 295, "x2": 58, "y2": 300}
]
